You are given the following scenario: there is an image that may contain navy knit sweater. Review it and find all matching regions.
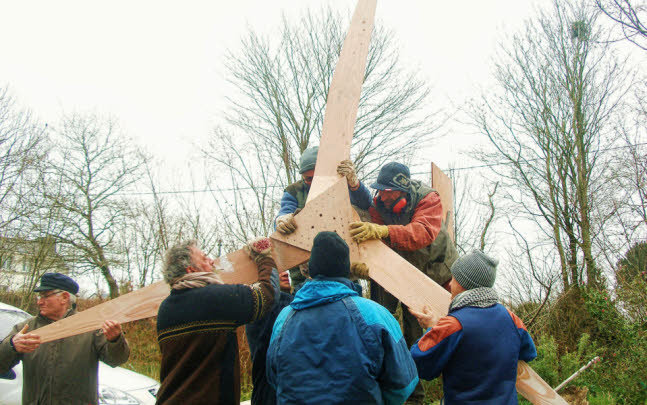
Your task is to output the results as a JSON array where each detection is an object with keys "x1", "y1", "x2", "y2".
[{"x1": 155, "y1": 260, "x2": 275, "y2": 405}]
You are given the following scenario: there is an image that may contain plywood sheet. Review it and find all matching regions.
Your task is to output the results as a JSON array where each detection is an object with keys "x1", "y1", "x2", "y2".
[
  {"x1": 431, "y1": 162, "x2": 454, "y2": 243},
  {"x1": 308, "y1": 0, "x2": 377, "y2": 199},
  {"x1": 33, "y1": 247, "x2": 259, "y2": 343}
]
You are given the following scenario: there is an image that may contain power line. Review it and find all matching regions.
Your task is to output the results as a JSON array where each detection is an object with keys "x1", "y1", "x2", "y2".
[{"x1": 121, "y1": 142, "x2": 647, "y2": 196}]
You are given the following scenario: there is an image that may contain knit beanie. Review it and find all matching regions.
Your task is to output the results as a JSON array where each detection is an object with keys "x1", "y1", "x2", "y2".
[
  {"x1": 299, "y1": 146, "x2": 319, "y2": 174},
  {"x1": 308, "y1": 231, "x2": 350, "y2": 278},
  {"x1": 450, "y1": 250, "x2": 498, "y2": 290}
]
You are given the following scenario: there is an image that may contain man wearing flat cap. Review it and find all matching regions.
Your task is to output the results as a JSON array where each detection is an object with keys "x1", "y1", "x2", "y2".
[
  {"x1": 0, "y1": 272, "x2": 130, "y2": 405},
  {"x1": 267, "y1": 231, "x2": 418, "y2": 404},
  {"x1": 409, "y1": 251, "x2": 537, "y2": 404}
]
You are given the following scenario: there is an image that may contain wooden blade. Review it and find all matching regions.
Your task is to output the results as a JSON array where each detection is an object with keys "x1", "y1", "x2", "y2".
[
  {"x1": 431, "y1": 163, "x2": 454, "y2": 243},
  {"x1": 360, "y1": 240, "x2": 451, "y2": 315},
  {"x1": 32, "y1": 248, "x2": 259, "y2": 343},
  {"x1": 308, "y1": 0, "x2": 377, "y2": 200},
  {"x1": 517, "y1": 361, "x2": 569, "y2": 404}
]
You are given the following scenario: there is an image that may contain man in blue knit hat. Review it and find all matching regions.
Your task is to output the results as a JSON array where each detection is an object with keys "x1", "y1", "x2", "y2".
[
  {"x1": 267, "y1": 231, "x2": 418, "y2": 404},
  {"x1": 409, "y1": 251, "x2": 537, "y2": 404}
]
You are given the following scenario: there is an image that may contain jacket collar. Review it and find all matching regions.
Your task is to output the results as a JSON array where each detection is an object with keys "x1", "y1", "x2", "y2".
[{"x1": 290, "y1": 276, "x2": 358, "y2": 310}]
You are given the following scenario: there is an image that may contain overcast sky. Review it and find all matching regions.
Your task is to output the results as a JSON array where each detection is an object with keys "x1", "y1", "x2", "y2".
[{"x1": 0, "y1": 0, "x2": 547, "y2": 175}]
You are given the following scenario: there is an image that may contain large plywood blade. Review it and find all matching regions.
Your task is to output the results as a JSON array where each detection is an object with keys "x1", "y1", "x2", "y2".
[
  {"x1": 517, "y1": 361, "x2": 569, "y2": 404},
  {"x1": 308, "y1": 0, "x2": 376, "y2": 200},
  {"x1": 33, "y1": 248, "x2": 259, "y2": 343},
  {"x1": 270, "y1": 238, "x2": 312, "y2": 272},
  {"x1": 431, "y1": 163, "x2": 454, "y2": 242},
  {"x1": 360, "y1": 240, "x2": 451, "y2": 315},
  {"x1": 271, "y1": 177, "x2": 360, "y2": 271}
]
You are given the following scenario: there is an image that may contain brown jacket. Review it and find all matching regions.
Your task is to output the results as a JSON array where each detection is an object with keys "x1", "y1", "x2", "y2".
[{"x1": 0, "y1": 309, "x2": 130, "y2": 405}]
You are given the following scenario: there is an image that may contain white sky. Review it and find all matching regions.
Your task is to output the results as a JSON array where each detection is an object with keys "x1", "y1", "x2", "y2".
[{"x1": 0, "y1": 0, "x2": 544, "y2": 173}]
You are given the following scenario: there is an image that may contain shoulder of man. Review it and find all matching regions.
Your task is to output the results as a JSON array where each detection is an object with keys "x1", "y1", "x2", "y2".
[{"x1": 284, "y1": 179, "x2": 306, "y2": 196}]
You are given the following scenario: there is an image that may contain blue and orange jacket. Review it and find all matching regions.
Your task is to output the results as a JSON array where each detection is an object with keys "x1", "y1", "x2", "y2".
[
  {"x1": 410, "y1": 303, "x2": 537, "y2": 404},
  {"x1": 267, "y1": 277, "x2": 418, "y2": 404}
]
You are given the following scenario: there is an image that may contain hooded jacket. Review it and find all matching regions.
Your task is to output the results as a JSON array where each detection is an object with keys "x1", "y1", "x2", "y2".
[{"x1": 266, "y1": 277, "x2": 418, "y2": 404}]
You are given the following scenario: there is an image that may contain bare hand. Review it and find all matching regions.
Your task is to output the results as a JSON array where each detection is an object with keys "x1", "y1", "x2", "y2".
[
  {"x1": 408, "y1": 305, "x2": 440, "y2": 329},
  {"x1": 101, "y1": 320, "x2": 122, "y2": 342},
  {"x1": 11, "y1": 324, "x2": 41, "y2": 353}
]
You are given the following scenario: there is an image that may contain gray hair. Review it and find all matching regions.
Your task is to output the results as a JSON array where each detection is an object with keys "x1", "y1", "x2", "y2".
[{"x1": 162, "y1": 240, "x2": 198, "y2": 284}]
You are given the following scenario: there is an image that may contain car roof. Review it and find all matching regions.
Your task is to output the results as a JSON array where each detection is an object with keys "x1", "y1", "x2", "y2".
[{"x1": 0, "y1": 301, "x2": 30, "y2": 316}]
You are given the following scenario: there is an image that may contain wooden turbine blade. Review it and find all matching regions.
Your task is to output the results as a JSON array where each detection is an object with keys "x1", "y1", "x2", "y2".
[
  {"x1": 32, "y1": 249, "x2": 259, "y2": 343},
  {"x1": 308, "y1": 0, "x2": 377, "y2": 200}
]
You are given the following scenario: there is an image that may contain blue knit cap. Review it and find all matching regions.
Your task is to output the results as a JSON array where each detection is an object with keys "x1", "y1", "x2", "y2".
[
  {"x1": 450, "y1": 250, "x2": 498, "y2": 290},
  {"x1": 371, "y1": 162, "x2": 411, "y2": 192}
]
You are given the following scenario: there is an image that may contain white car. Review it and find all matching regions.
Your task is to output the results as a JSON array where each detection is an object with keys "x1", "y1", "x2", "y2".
[{"x1": 0, "y1": 302, "x2": 159, "y2": 405}]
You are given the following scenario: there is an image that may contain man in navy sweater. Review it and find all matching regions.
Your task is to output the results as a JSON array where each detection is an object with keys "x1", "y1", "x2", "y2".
[{"x1": 409, "y1": 250, "x2": 537, "y2": 404}]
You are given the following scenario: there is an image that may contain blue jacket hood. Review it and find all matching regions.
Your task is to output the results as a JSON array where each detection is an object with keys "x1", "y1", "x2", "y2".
[{"x1": 290, "y1": 277, "x2": 358, "y2": 310}]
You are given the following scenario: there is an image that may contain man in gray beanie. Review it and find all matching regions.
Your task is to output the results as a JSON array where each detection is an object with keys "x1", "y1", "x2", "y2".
[
  {"x1": 273, "y1": 146, "x2": 371, "y2": 291},
  {"x1": 408, "y1": 250, "x2": 537, "y2": 404}
]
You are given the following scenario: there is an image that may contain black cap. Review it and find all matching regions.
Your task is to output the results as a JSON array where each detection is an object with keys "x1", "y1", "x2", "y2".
[
  {"x1": 34, "y1": 272, "x2": 79, "y2": 295},
  {"x1": 308, "y1": 231, "x2": 350, "y2": 278},
  {"x1": 371, "y1": 162, "x2": 411, "y2": 192}
]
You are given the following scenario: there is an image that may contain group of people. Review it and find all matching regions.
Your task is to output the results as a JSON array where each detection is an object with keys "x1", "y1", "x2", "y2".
[{"x1": 0, "y1": 148, "x2": 538, "y2": 405}]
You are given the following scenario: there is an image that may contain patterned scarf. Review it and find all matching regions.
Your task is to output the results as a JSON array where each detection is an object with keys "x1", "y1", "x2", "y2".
[
  {"x1": 170, "y1": 272, "x2": 223, "y2": 290},
  {"x1": 449, "y1": 287, "x2": 498, "y2": 312}
]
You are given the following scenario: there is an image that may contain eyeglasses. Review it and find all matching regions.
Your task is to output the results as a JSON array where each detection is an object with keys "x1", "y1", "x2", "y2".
[{"x1": 36, "y1": 290, "x2": 62, "y2": 300}]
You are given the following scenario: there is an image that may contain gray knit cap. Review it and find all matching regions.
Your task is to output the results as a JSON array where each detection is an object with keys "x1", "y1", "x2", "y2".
[
  {"x1": 450, "y1": 250, "x2": 499, "y2": 290},
  {"x1": 299, "y1": 146, "x2": 319, "y2": 174}
]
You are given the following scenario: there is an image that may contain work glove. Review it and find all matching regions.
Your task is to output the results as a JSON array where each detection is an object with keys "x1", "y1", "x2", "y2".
[
  {"x1": 245, "y1": 237, "x2": 273, "y2": 265},
  {"x1": 337, "y1": 159, "x2": 360, "y2": 189},
  {"x1": 298, "y1": 262, "x2": 310, "y2": 278},
  {"x1": 350, "y1": 262, "x2": 370, "y2": 280},
  {"x1": 276, "y1": 213, "x2": 297, "y2": 234},
  {"x1": 349, "y1": 221, "x2": 389, "y2": 243}
]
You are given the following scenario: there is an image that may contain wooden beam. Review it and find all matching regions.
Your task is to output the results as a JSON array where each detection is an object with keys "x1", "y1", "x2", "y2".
[
  {"x1": 431, "y1": 162, "x2": 454, "y2": 243},
  {"x1": 32, "y1": 249, "x2": 259, "y2": 343}
]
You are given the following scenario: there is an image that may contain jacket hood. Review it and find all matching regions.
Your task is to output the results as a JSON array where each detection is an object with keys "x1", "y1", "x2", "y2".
[{"x1": 290, "y1": 277, "x2": 358, "y2": 310}]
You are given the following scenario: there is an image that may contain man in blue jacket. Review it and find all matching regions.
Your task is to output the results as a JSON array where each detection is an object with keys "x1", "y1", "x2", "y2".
[
  {"x1": 267, "y1": 231, "x2": 418, "y2": 404},
  {"x1": 409, "y1": 250, "x2": 537, "y2": 404}
]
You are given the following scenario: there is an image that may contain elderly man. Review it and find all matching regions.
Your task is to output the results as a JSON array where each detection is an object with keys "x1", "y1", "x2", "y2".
[
  {"x1": 0, "y1": 272, "x2": 130, "y2": 405},
  {"x1": 155, "y1": 238, "x2": 275, "y2": 405},
  {"x1": 410, "y1": 251, "x2": 537, "y2": 404},
  {"x1": 348, "y1": 161, "x2": 457, "y2": 403},
  {"x1": 274, "y1": 146, "x2": 371, "y2": 291},
  {"x1": 267, "y1": 231, "x2": 418, "y2": 404}
]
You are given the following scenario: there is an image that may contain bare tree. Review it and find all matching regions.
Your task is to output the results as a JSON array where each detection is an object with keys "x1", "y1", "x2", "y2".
[
  {"x1": 203, "y1": 6, "x2": 442, "y2": 238},
  {"x1": 469, "y1": 0, "x2": 633, "y2": 291},
  {"x1": 0, "y1": 86, "x2": 47, "y2": 232},
  {"x1": 45, "y1": 113, "x2": 145, "y2": 298},
  {"x1": 595, "y1": 0, "x2": 647, "y2": 50}
]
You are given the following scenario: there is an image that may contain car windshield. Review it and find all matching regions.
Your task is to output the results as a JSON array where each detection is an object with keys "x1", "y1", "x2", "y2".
[{"x1": 0, "y1": 309, "x2": 31, "y2": 339}]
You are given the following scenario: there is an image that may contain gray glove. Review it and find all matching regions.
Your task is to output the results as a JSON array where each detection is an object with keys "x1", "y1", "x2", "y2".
[{"x1": 276, "y1": 213, "x2": 297, "y2": 234}]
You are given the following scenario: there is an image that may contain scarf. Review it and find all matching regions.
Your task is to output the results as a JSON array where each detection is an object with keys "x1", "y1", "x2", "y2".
[
  {"x1": 449, "y1": 287, "x2": 498, "y2": 312},
  {"x1": 171, "y1": 272, "x2": 223, "y2": 290}
]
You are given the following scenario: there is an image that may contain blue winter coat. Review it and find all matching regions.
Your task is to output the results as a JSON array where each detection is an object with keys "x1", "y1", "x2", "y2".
[{"x1": 266, "y1": 277, "x2": 418, "y2": 404}]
